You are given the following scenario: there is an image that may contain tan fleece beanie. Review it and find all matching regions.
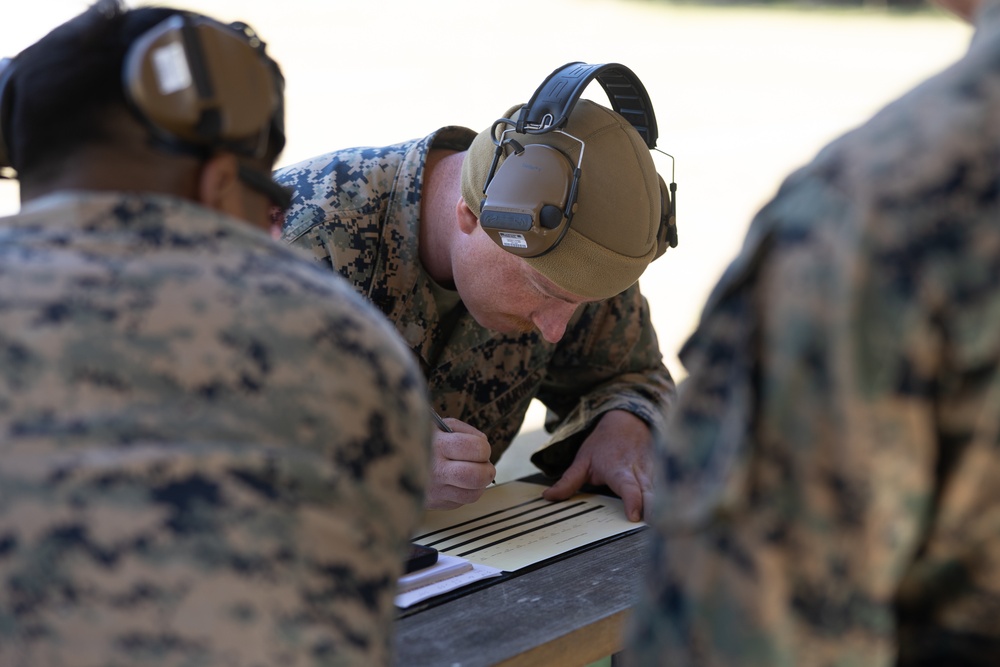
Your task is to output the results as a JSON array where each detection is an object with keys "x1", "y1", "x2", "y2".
[{"x1": 461, "y1": 99, "x2": 661, "y2": 300}]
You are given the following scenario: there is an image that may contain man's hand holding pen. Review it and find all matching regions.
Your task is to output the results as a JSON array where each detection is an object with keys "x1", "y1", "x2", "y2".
[{"x1": 424, "y1": 410, "x2": 497, "y2": 510}]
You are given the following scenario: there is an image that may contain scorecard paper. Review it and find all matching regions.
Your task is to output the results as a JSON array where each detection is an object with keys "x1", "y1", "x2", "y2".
[{"x1": 412, "y1": 480, "x2": 644, "y2": 572}]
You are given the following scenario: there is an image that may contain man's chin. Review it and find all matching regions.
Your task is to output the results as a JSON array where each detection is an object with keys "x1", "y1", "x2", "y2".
[{"x1": 484, "y1": 315, "x2": 536, "y2": 336}]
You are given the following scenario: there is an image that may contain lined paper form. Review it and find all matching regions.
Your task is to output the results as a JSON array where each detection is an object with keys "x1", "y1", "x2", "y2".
[{"x1": 412, "y1": 480, "x2": 644, "y2": 572}]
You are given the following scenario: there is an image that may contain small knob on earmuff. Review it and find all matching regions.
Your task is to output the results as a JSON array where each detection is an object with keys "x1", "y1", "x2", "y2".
[{"x1": 539, "y1": 204, "x2": 563, "y2": 230}]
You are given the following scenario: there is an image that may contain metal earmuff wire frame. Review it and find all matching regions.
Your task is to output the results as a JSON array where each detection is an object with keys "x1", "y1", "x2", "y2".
[
  {"x1": 653, "y1": 146, "x2": 678, "y2": 248},
  {"x1": 481, "y1": 114, "x2": 586, "y2": 229}
]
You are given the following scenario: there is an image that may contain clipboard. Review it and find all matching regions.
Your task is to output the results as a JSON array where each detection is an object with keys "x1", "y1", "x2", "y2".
[{"x1": 398, "y1": 476, "x2": 646, "y2": 616}]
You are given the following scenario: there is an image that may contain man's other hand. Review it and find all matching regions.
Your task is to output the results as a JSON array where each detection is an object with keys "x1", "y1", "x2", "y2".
[{"x1": 542, "y1": 410, "x2": 653, "y2": 522}]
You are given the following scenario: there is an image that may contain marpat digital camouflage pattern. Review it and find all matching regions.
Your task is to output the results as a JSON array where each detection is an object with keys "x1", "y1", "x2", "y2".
[
  {"x1": 0, "y1": 192, "x2": 430, "y2": 666},
  {"x1": 274, "y1": 127, "x2": 674, "y2": 476},
  {"x1": 628, "y1": 2, "x2": 1000, "y2": 665}
]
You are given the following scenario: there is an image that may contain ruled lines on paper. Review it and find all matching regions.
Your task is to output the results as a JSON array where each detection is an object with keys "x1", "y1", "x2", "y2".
[{"x1": 413, "y1": 481, "x2": 644, "y2": 572}]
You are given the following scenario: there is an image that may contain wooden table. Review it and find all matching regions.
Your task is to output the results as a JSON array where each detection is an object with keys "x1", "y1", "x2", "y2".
[{"x1": 393, "y1": 527, "x2": 649, "y2": 667}]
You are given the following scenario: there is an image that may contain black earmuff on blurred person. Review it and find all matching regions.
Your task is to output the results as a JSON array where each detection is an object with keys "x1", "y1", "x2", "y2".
[
  {"x1": 123, "y1": 14, "x2": 282, "y2": 159},
  {"x1": 479, "y1": 61, "x2": 677, "y2": 259},
  {"x1": 0, "y1": 12, "x2": 284, "y2": 179}
]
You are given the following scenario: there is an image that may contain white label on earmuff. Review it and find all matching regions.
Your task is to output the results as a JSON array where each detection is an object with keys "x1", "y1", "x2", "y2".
[
  {"x1": 498, "y1": 232, "x2": 528, "y2": 249},
  {"x1": 151, "y1": 42, "x2": 192, "y2": 95}
]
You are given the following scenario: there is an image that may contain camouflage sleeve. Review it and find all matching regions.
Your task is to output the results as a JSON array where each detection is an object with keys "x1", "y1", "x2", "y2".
[
  {"x1": 0, "y1": 206, "x2": 431, "y2": 667},
  {"x1": 627, "y1": 146, "x2": 1000, "y2": 666},
  {"x1": 529, "y1": 282, "x2": 675, "y2": 476},
  {"x1": 274, "y1": 147, "x2": 404, "y2": 298}
]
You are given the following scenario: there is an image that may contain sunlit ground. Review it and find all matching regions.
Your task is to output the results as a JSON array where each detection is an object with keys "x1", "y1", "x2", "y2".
[{"x1": 0, "y1": 0, "x2": 973, "y2": 478}]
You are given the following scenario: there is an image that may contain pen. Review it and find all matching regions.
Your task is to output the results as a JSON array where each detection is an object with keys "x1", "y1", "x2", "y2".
[
  {"x1": 430, "y1": 408, "x2": 495, "y2": 485},
  {"x1": 430, "y1": 408, "x2": 453, "y2": 433}
]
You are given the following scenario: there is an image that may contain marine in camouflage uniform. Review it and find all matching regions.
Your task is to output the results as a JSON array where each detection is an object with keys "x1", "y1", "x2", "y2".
[
  {"x1": 274, "y1": 126, "x2": 672, "y2": 483},
  {"x1": 628, "y1": 1, "x2": 1000, "y2": 664},
  {"x1": 0, "y1": 3, "x2": 430, "y2": 665},
  {"x1": 0, "y1": 192, "x2": 430, "y2": 667}
]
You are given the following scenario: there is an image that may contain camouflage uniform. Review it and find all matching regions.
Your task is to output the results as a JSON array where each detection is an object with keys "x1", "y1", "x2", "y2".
[
  {"x1": 274, "y1": 127, "x2": 673, "y2": 475},
  {"x1": 0, "y1": 192, "x2": 430, "y2": 667},
  {"x1": 628, "y1": 3, "x2": 1000, "y2": 666}
]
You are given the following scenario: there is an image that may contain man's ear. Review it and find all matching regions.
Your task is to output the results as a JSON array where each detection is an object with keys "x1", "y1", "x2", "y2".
[
  {"x1": 455, "y1": 197, "x2": 481, "y2": 235},
  {"x1": 198, "y1": 153, "x2": 241, "y2": 216}
]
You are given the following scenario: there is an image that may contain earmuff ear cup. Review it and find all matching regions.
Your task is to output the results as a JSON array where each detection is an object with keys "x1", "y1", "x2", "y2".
[
  {"x1": 0, "y1": 57, "x2": 17, "y2": 170},
  {"x1": 123, "y1": 14, "x2": 277, "y2": 153},
  {"x1": 653, "y1": 174, "x2": 677, "y2": 260},
  {"x1": 480, "y1": 143, "x2": 575, "y2": 258}
]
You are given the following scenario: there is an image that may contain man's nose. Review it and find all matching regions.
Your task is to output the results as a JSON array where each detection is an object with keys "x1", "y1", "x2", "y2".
[{"x1": 532, "y1": 301, "x2": 578, "y2": 344}]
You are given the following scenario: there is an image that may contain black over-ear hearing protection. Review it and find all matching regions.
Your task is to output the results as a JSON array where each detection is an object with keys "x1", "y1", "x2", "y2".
[
  {"x1": 479, "y1": 61, "x2": 678, "y2": 259},
  {"x1": 0, "y1": 12, "x2": 283, "y2": 179}
]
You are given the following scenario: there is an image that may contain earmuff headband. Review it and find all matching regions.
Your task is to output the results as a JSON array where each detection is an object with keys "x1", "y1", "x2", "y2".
[{"x1": 516, "y1": 62, "x2": 658, "y2": 149}]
